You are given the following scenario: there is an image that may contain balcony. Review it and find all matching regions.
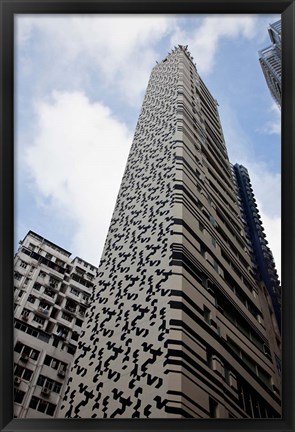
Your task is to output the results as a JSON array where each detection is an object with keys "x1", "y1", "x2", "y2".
[
  {"x1": 38, "y1": 307, "x2": 50, "y2": 316},
  {"x1": 64, "y1": 300, "x2": 77, "y2": 314},
  {"x1": 55, "y1": 332, "x2": 67, "y2": 340}
]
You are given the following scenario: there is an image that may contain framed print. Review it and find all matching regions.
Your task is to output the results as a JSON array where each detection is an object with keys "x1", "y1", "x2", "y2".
[{"x1": 1, "y1": 1, "x2": 294, "y2": 432}]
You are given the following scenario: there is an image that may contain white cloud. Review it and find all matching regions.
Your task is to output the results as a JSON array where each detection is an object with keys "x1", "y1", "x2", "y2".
[
  {"x1": 171, "y1": 15, "x2": 257, "y2": 74},
  {"x1": 258, "y1": 102, "x2": 281, "y2": 135},
  {"x1": 17, "y1": 14, "x2": 281, "y2": 277},
  {"x1": 25, "y1": 91, "x2": 132, "y2": 264},
  {"x1": 16, "y1": 15, "x2": 176, "y2": 105},
  {"x1": 247, "y1": 163, "x2": 281, "y2": 218}
]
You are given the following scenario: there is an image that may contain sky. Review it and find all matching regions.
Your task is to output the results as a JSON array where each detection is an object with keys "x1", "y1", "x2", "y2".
[{"x1": 15, "y1": 14, "x2": 281, "y2": 279}]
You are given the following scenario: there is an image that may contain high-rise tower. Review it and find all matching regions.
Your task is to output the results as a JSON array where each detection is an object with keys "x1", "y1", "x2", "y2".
[
  {"x1": 59, "y1": 46, "x2": 281, "y2": 419},
  {"x1": 259, "y1": 20, "x2": 281, "y2": 107},
  {"x1": 233, "y1": 164, "x2": 281, "y2": 332}
]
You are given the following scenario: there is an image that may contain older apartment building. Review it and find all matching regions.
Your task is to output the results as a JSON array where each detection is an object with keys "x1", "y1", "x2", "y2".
[
  {"x1": 59, "y1": 46, "x2": 281, "y2": 419},
  {"x1": 13, "y1": 231, "x2": 97, "y2": 418}
]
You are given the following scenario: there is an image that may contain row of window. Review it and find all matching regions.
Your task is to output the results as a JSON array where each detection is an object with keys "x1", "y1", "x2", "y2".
[
  {"x1": 76, "y1": 258, "x2": 95, "y2": 272},
  {"x1": 37, "y1": 375, "x2": 62, "y2": 394},
  {"x1": 21, "y1": 306, "x2": 83, "y2": 328},
  {"x1": 29, "y1": 396, "x2": 56, "y2": 416},
  {"x1": 226, "y1": 338, "x2": 273, "y2": 389},
  {"x1": 14, "y1": 363, "x2": 33, "y2": 381},
  {"x1": 15, "y1": 389, "x2": 57, "y2": 416},
  {"x1": 14, "y1": 342, "x2": 68, "y2": 372},
  {"x1": 15, "y1": 320, "x2": 50, "y2": 343},
  {"x1": 15, "y1": 319, "x2": 78, "y2": 355},
  {"x1": 44, "y1": 355, "x2": 67, "y2": 371},
  {"x1": 14, "y1": 341, "x2": 40, "y2": 360}
]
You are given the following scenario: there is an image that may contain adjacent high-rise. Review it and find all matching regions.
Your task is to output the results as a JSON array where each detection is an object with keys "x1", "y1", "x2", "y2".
[
  {"x1": 13, "y1": 231, "x2": 97, "y2": 418},
  {"x1": 233, "y1": 164, "x2": 281, "y2": 332},
  {"x1": 59, "y1": 46, "x2": 281, "y2": 419},
  {"x1": 259, "y1": 20, "x2": 281, "y2": 107}
]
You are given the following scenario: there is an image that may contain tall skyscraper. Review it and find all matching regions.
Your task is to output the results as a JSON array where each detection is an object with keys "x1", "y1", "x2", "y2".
[
  {"x1": 13, "y1": 231, "x2": 97, "y2": 418},
  {"x1": 259, "y1": 20, "x2": 281, "y2": 107},
  {"x1": 59, "y1": 46, "x2": 281, "y2": 419},
  {"x1": 233, "y1": 164, "x2": 281, "y2": 332}
]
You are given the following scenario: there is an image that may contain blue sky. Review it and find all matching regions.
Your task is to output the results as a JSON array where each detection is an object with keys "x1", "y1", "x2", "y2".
[{"x1": 15, "y1": 14, "x2": 281, "y2": 277}]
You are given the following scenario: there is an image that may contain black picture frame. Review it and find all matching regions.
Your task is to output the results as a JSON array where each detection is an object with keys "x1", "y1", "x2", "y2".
[{"x1": 0, "y1": 1, "x2": 294, "y2": 431}]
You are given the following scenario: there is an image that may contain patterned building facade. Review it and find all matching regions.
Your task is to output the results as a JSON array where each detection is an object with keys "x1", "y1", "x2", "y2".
[
  {"x1": 14, "y1": 231, "x2": 97, "y2": 418},
  {"x1": 59, "y1": 46, "x2": 282, "y2": 419},
  {"x1": 259, "y1": 20, "x2": 281, "y2": 107}
]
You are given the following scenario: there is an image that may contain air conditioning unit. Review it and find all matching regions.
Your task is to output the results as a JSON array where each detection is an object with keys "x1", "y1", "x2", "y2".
[
  {"x1": 58, "y1": 369, "x2": 66, "y2": 378},
  {"x1": 20, "y1": 354, "x2": 29, "y2": 362},
  {"x1": 41, "y1": 387, "x2": 51, "y2": 396},
  {"x1": 14, "y1": 377, "x2": 21, "y2": 386}
]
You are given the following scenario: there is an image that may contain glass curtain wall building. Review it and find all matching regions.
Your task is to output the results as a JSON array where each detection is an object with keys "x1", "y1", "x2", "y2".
[{"x1": 259, "y1": 20, "x2": 281, "y2": 107}]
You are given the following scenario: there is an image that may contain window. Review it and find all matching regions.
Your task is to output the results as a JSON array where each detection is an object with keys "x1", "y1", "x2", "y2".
[
  {"x1": 44, "y1": 288, "x2": 55, "y2": 298},
  {"x1": 44, "y1": 355, "x2": 51, "y2": 366},
  {"x1": 78, "y1": 307, "x2": 86, "y2": 317},
  {"x1": 27, "y1": 295, "x2": 36, "y2": 304},
  {"x1": 56, "y1": 325, "x2": 68, "y2": 338},
  {"x1": 14, "y1": 364, "x2": 33, "y2": 381},
  {"x1": 82, "y1": 294, "x2": 90, "y2": 302},
  {"x1": 55, "y1": 259, "x2": 65, "y2": 267},
  {"x1": 14, "y1": 389, "x2": 25, "y2": 404},
  {"x1": 52, "y1": 337, "x2": 59, "y2": 348},
  {"x1": 14, "y1": 272, "x2": 22, "y2": 281},
  {"x1": 37, "y1": 375, "x2": 62, "y2": 393},
  {"x1": 71, "y1": 332, "x2": 79, "y2": 342},
  {"x1": 19, "y1": 260, "x2": 28, "y2": 269},
  {"x1": 21, "y1": 308, "x2": 30, "y2": 317},
  {"x1": 14, "y1": 321, "x2": 50, "y2": 343},
  {"x1": 67, "y1": 344, "x2": 77, "y2": 355},
  {"x1": 227, "y1": 338, "x2": 272, "y2": 388},
  {"x1": 45, "y1": 253, "x2": 52, "y2": 260},
  {"x1": 61, "y1": 312, "x2": 72, "y2": 322},
  {"x1": 70, "y1": 287, "x2": 80, "y2": 296},
  {"x1": 209, "y1": 397, "x2": 219, "y2": 418},
  {"x1": 33, "y1": 315, "x2": 45, "y2": 325},
  {"x1": 29, "y1": 396, "x2": 56, "y2": 416},
  {"x1": 75, "y1": 318, "x2": 83, "y2": 327},
  {"x1": 49, "y1": 277, "x2": 59, "y2": 289},
  {"x1": 209, "y1": 215, "x2": 217, "y2": 227},
  {"x1": 44, "y1": 355, "x2": 67, "y2": 371},
  {"x1": 33, "y1": 282, "x2": 41, "y2": 291},
  {"x1": 39, "y1": 301, "x2": 50, "y2": 311},
  {"x1": 275, "y1": 354, "x2": 282, "y2": 375},
  {"x1": 199, "y1": 221, "x2": 205, "y2": 232},
  {"x1": 14, "y1": 342, "x2": 23, "y2": 353},
  {"x1": 39, "y1": 271, "x2": 46, "y2": 278},
  {"x1": 203, "y1": 306, "x2": 211, "y2": 324}
]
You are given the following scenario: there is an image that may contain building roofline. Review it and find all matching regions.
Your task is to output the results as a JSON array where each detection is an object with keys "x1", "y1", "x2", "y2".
[{"x1": 24, "y1": 230, "x2": 72, "y2": 257}]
